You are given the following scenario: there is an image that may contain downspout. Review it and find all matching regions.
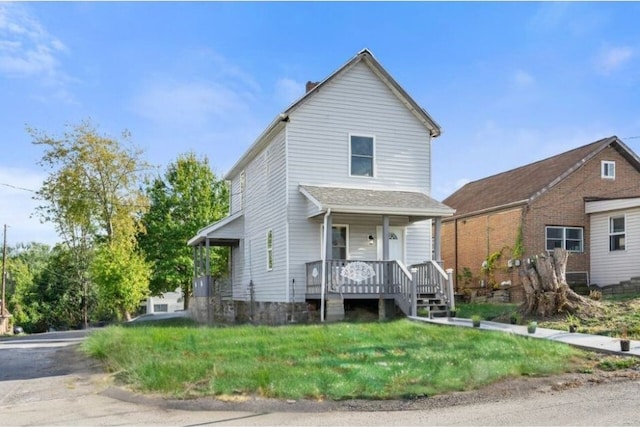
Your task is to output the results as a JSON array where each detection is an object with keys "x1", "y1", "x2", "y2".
[{"x1": 320, "y1": 208, "x2": 331, "y2": 322}]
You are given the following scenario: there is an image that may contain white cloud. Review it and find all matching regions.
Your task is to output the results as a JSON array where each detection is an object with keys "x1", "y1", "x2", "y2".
[
  {"x1": 131, "y1": 80, "x2": 255, "y2": 128},
  {"x1": 529, "y1": 3, "x2": 571, "y2": 31},
  {"x1": 0, "y1": 166, "x2": 58, "y2": 247},
  {"x1": 512, "y1": 69, "x2": 535, "y2": 88},
  {"x1": 275, "y1": 78, "x2": 304, "y2": 108},
  {"x1": 595, "y1": 46, "x2": 634, "y2": 75},
  {"x1": 0, "y1": 3, "x2": 68, "y2": 79}
]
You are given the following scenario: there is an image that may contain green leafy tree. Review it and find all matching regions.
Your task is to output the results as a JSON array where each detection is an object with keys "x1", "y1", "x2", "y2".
[
  {"x1": 31, "y1": 120, "x2": 152, "y2": 323},
  {"x1": 90, "y1": 241, "x2": 150, "y2": 320},
  {"x1": 6, "y1": 243, "x2": 52, "y2": 332},
  {"x1": 140, "y1": 152, "x2": 228, "y2": 307}
]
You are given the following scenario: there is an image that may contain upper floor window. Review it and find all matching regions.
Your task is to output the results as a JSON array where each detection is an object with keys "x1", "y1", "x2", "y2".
[
  {"x1": 350, "y1": 135, "x2": 374, "y2": 177},
  {"x1": 609, "y1": 216, "x2": 625, "y2": 251},
  {"x1": 266, "y1": 230, "x2": 274, "y2": 270},
  {"x1": 545, "y1": 226, "x2": 583, "y2": 252},
  {"x1": 601, "y1": 161, "x2": 615, "y2": 179}
]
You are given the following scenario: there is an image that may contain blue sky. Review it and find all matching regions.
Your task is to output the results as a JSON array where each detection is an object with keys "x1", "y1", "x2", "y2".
[{"x1": 2, "y1": 2, "x2": 640, "y2": 246}]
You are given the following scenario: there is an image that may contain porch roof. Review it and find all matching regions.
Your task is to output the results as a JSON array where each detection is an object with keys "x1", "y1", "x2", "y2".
[
  {"x1": 187, "y1": 211, "x2": 244, "y2": 246},
  {"x1": 299, "y1": 185, "x2": 455, "y2": 218}
]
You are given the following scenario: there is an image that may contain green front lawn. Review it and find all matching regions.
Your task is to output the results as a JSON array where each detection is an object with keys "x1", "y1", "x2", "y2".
[{"x1": 83, "y1": 319, "x2": 590, "y2": 400}]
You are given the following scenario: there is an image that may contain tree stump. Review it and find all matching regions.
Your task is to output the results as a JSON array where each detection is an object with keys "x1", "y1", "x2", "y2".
[{"x1": 519, "y1": 248, "x2": 601, "y2": 317}]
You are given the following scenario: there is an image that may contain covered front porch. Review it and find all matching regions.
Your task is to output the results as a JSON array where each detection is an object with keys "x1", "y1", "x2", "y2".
[{"x1": 299, "y1": 185, "x2": 456, "y2": 321}]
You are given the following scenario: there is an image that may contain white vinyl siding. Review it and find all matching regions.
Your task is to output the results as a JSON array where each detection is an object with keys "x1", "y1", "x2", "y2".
[
  {"x1": 589, "y1": 207, "x2": 640, "y2": 286},
  {"x1": 285, "y1": 61, "x2": 434, "y2": 292},
  {"x1": 232, "y1": 128, "x2": 287, "y2": 302},
  {"x1": 287, "y1": 61, "x2": 431, "y2": 194}
]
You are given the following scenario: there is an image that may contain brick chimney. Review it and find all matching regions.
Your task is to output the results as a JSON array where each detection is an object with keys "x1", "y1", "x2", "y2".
[{"x1": 306, "y1": 81, "x2": 319, "y2": 93}]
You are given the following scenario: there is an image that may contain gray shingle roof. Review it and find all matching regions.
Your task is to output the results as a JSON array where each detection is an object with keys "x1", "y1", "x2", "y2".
[{"x1": 300, "y1": 185, "x2": 455, "y2": 217}]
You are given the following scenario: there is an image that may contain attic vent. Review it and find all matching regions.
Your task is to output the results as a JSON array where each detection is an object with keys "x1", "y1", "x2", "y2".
[{"x1": 306, "y1": 81, "x2": 319, "y2": 93}]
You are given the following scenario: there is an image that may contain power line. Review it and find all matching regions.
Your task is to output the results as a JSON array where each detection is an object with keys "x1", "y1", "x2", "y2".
[{"x1": 0, "y1": 183, "x2": 35, "y2": 192}]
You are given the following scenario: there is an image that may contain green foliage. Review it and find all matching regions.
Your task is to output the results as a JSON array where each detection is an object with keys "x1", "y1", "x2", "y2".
[
  {"x1": 597, "y1": 356, "x2": 639, "y2": 371},
  {"x1": 456, "y1": 302, "x2": 519, "y2": 321},
  {"x1": 31, "y1": 120, "x2": 152, "y2": 321},
  {"x1": 82, "y1": 320, "x2": 586, "y2": 400},
  {"x1": 91, "y1": 242, "x2": 151, "y2": 321},
  {"x1": 140, "y1": 152, "x2": 229, "y2": 303},
  {"x1": 481, "y1": 249, "x2": 504, "y2": 288},
  {"x1": 513, "y1": 225, "x2": 524, "y2": 259}
]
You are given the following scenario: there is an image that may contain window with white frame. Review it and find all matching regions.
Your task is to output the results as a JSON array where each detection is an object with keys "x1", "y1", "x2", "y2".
[
  {"x1": 332, "y1": 226, "x2": 348, "y2": 259},
  {"x1": 609, "y1": 216, "x2": 625, "y2": 251},
  {"x1": 545, "y1": 226, "x2": 584, "y2": 252},
  {"x1": 266, "y1": 230, "x2": 273, "y2": 270},
  {"x1": 601, "y1": 161, "x2": 615, "y2": 179},
  {"x1": 350, "y1": 135, "x2": 374, "y2": 177}
]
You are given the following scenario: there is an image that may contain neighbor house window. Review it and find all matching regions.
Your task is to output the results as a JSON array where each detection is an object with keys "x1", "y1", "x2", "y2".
[
  {"x1": 266, "y1": 230, "x2": 273, "y2": 270},
  {"x1": 350, "y1": 135, "x2": 374, "y2": 177},
  {"x1": 545, "y1": 226, "x2": 584, "y2": 252},
  {"x1": 609, "y1": 216, "x2": 625, "y2": 251},
  {"x1": 153, "y1": 304, "x2": 168, "y2": 313},
  {"x1": 601, "y1": 161, "x2": 615, "y2": 179}
]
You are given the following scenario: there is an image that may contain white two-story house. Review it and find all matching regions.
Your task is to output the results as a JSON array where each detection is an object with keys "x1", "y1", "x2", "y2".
[{"x1": 188, "y1": 49, "x2": 455, "y2": 324}]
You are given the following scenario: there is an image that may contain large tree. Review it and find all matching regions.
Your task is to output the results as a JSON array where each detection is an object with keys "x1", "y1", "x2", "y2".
[
  {"x1": 32, "y1": 121, "x2": 151, "y2": 322},
  {"x1": 140, "y1": 152, "x2": 228, "y2": 308}
]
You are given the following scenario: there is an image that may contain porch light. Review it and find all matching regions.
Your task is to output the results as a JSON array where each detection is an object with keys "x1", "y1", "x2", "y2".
[{"x1": 368, "y1": 234, "x2": 375, "y2": 245}]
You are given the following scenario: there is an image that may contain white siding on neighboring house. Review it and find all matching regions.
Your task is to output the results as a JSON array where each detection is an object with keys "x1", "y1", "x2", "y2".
[
  {"x1": 588, "y1": 199, "x2": 640, "y2": 286},
  {"x1": 286, "y1": 61, "x2": 435, "y2": 299}
]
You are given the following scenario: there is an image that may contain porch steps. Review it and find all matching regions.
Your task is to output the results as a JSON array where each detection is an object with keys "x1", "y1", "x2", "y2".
[{"x1": 416, "y1": 293, "x2": 449, "y2": 318}]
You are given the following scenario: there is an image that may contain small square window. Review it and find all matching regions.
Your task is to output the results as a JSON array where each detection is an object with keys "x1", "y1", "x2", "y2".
[{"x1": 601, "y1": 161, "x2": 615, "y2": 179}]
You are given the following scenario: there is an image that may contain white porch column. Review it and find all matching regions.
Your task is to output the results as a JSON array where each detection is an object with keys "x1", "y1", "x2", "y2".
[
  {"x1": 382, "y1": 215, "x2": 390, "y2": 260},
  {"x1": 325, "y1": 212, "x2": 333, "y2": 261},
  {"x1": 205, "y1": 238, "x2": 211, "y2": 276},
  {"x1": 433, "y1": 217, "x2": 442, "y2": 262}
]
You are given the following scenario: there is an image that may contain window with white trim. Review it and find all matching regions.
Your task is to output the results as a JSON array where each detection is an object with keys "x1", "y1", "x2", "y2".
[
  {"x1": 601, "y1": 161, "x2": 615, "y2": 179},
  {"x1": 332, "y1": 226, "x2": 348, "y2": 259},
  {"x1": 350, "y1": 135, "x2": 374, "y2": 177},
  {"x1": 545, "y1": 226, "x2": 584, "y2": 252},
  {"x1": 609, "y1": 216, "x2": 625, "y2": 251},
  {"x1": 266, "y1": 230, "x2": 273, "y2": 270}
]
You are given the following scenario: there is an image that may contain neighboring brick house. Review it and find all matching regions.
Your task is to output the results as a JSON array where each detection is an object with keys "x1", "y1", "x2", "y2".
[{"x1": 441, "y1": 136, "x2": 640, "y2": 294}]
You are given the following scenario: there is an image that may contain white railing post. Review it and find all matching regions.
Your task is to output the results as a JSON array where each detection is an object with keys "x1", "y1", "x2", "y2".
[
  {"x1": 410, "y1": 267, "x2": 417, "y2": 317},
  {"x1": 446, "y1": 268, "x2": 455, "y2": 312}
]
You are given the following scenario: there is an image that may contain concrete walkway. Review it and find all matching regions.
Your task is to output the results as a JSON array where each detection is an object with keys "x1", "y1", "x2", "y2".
[{"x1": 410, "y1": 315, "x2": 640, "y2": 357}]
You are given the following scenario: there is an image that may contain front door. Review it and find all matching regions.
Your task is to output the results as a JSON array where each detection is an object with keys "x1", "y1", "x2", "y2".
[{"x1": 377, "y1": 226, "x2": 405, "y2": 263}]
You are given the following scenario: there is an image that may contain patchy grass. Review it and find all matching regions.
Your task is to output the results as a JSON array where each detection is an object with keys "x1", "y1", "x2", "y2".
[
  {"x1": 458, "y1": 296, "x2": 640, "y2": 340},
  {"x1": 82, "y1": 319, "x2": 588, "y2": 400},
  {"x1": 455, "y1": 303, "x2": 519, "y2": 322}
]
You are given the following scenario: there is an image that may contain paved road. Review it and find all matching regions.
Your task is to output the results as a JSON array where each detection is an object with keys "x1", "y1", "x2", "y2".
[{"x1": 1, "y1": 331, "x2": 639, "y2": 426}]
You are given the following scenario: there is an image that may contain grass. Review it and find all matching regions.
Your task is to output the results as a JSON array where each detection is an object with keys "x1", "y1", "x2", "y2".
[
  {"x1": 455, "y1": 302, "x2": 519, "y2": 321},
  {"x1": 83, "y1": 319, "x2": 589, "y2": 401},
  {"x1": 456, "y1": 296, "x2": 640, "y2": 339}
]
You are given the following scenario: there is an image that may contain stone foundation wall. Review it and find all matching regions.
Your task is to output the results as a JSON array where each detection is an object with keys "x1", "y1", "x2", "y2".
[{"x1": 189, "y1": 297, "x2": 311, "y2": 325}]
